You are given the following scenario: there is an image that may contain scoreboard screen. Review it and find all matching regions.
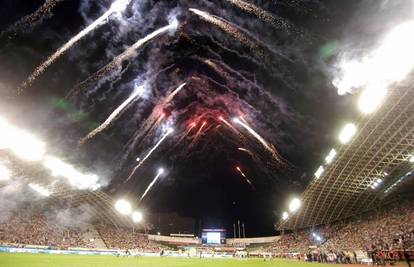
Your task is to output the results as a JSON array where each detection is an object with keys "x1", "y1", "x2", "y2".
[{"x1": 201, "y1": 229, "x2": 226, "y2": 244}]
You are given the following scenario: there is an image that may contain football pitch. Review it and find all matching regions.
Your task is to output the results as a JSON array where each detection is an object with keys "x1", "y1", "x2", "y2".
[{"x1": 0, "y1": 253, "x2": 348, "y2": 267}]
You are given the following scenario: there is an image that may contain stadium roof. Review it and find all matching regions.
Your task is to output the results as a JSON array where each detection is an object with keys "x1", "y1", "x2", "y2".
[
  {"x1": 0, "y1": 151, "x2": 141, "y2": 229},
  {"x1": 279, "y1": 79, "x2": 414, "y2": 230}
]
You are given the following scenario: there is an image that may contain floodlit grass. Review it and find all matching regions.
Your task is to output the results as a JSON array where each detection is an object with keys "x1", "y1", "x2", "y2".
[{"x1": 0, "y1": 253, "x2": 341, "y2": 267}]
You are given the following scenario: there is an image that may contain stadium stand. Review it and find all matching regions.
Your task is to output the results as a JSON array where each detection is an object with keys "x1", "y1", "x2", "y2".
[
  {"x1": 267, "y1": 200, "x2": 414, "y2": 263},
  {"x1": 81, "y1": 226, "x2": 107, "y2": 249},
  {"x1": 0, "y1": 199, "x2": 413, "y2": 265},
  {"x1": 0, "y1": 213, "x2": 165, "y2": 252},
  {"x1": 280, "y1": 83, "x2": 414, "y2": 231},
  {"x1": 0, "y1": 214, "x2": 89, "y2": 248},
  {"x1": 96, "y1": 224, "x2": 168, "y2": 252}
]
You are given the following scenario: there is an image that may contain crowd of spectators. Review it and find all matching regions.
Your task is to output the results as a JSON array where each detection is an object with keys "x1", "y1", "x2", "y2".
[
  {"x1": 97, "y1": 224, "x2": 167, "y2": 252},
  {"x1": 0, "y1": 214, "x2": 167, "y2": 252},
  {"x1": 267, "y1": 201, "x2": 414, "y2": 264},
  {"x1": 1, "y1": 200, "x2": 413, "y2": 261},
  {"x1": 0, "y1": 214, "x2": 89, "y2": 249}
]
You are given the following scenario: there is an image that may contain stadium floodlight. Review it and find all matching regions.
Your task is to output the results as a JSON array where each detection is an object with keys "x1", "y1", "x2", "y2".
[
  {"x1": 158, "y1": 168, "x2": 165, "y2": 175},
  {"x1": 43, "y1": 156, "x2": 101, "y2": 191},
  {"x1": 338, "y1": 123, "x2": 357, "y2": 144},
  {"x1": 370, "y1": 178, "x2": 383, "y2": 189},
  {"x1": 0, "y1": 118, "x2": 11, "y2": 149},
  {"x1": 325, "y1": 149, "x2": 337, "y2": 164},
  {"x1": 12, "y1": 131, "x2": 46, "y2": 161},
  {"x1": 314, "y1": 166, "x2": 324, "y2": 180},
  {"x1": 29, "y1": 183, "x2": 51, "y2": 197},
  {"x1": 282, "y1": 211, "x2": 289, "y2": 220},
  {"x1": 132, "y1": 211, "x2": 143, "y2": 223},
  {"x1": 289, "y1": 198, "x2": 301, "y2": 213},
  {"x1": 0, "y1": 163, "x2": 11, "y2": 181},
  {"x1": 358, "y1": 85, "x2": 387, "y2": 114},
  {"x1": 0, "y1": 117, "x2": 46, "y2": 161},
  {"x1": 333, "y1": 21, "x2": 414, "y2": 96},
  {"x1": 115, "y1": 199, "x2": 132, "y2": 215}
]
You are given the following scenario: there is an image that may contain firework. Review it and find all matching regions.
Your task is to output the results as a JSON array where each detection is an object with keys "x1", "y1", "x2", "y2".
[
  {"x1": 139, "y1": 168, "x2": 164, "y2": 202},
  {"x1": 164, "y1": 83, "x2": 186, "y2": 103},
  {"x1": 189, "y1": 8, "x2": 261, "y2": 53},
  {"x1": 19, "y1": 0, "x2": 131, "y2": 91},
  {"x1": 233, "y1": 117, "x2": 283, "y2": 163},
  {"x1": 233, "y1": 117, "x2": 271, "y2": 151},
  {"x1": 181, "y1": 121, "x2": 207, "y2": 156},
  {"x1": 67, "y1": 23, "x2": 176, "y2": 98},
  {"x1": 219, "y1": 116, "x2": 252, "y2": 149},
  {"x1": 146, "y1": 113, "x2": 166, "y2": 138},
  {"x1": 173, "y1": 122, "x2": 196, "y2": 148},
  {"x1": 116, "y1": 112, "x2": 164, "y2": 165},
  {"x1": 237, "y1": 147, "x2": 250, "y2": 153},
  {"x1": 135, "y1": 82, "x2": 186, "y2": 141},
  {"x1": 198, "y1": 121, "x2": 207, "y2": 133},
  {"x1": 1, "y1": 0, "x2": 63, "y2": 39},
  {"x1": 218, "y1": 116, "x2": 239, "y2": 134},
  {"x1": 79, "y1": 85, "x2": 145, "y2": 144},
  {"x1": 235, "y1": 166, "x2": 253, "y2": 186},
  {"x1": 124, "y1": 128, "x2": 173, "y2": 183},
  {"x1": 225, "y1": 0, "x2": 291, "y2": 31},
  {"x1": 188, "y1": 121, "x2": 207, "y2": 146},
  {"x1": 238, "y1": 116, "x2": 249, "y2": 125}
]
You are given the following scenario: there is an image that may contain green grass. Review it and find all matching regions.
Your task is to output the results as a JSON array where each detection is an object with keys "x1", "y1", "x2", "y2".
[{"x1": 0, "y1": 253, "x2": 341, "y2": 267}]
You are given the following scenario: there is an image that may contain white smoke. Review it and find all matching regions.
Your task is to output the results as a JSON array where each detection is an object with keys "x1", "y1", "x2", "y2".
[{"x1": 46, "y1": 204, "x2": 95, "y2": 230}]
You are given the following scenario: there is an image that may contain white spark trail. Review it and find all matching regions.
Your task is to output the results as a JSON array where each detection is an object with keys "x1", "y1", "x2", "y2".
[
  {"x1": 1, "y1": 0, "x2": 63, "y2": 38},
  {"x1": 68, "y1": 23, "x2": 177, "y2": 97},
  {"x1": 20, "y1": 0, "x2": 130, "y2": 91},
  {"x1": 189, "y1": 8, "x2": 260, "y2": 52},
  {"x1": 124, "y1": 128, "x2": 173, "y2": 183},
  {"x1": 233, "y1": 118, "x2": 272, "y2": 153},
  {"x1": 233, "y1": 117, "x2": 285, "y2": 164},
  {"x1": 115, "y1": 24, "x2": 177, "y2": 64},
  {"x1": 165, "y1": 83, "x2": 186, "y2": 103},
  {"x1": 139, "y1": 172, "x2": 162, "y2": 201},
  {"x1": 80, "y1": 85, "x2": 144, "y2": 144},
  {"x1": 225, "y1": 0, "x2": 291, "y2": 31},
  {"x1": 236, "y1": 166, "x2": 253, "y2": 186}
]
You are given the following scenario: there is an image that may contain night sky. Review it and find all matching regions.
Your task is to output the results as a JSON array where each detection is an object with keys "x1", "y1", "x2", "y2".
[{"x1": 0, "y1": 0, "x2": 412, "y2": 236}]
